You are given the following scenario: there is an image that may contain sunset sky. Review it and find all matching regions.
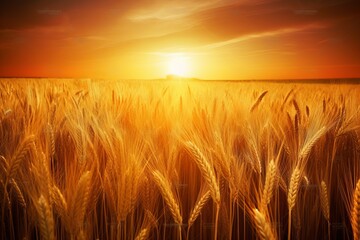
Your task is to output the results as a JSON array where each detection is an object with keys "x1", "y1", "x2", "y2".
[{"x1": 0, "y1": 0, "x2": 359, "y2": 80}]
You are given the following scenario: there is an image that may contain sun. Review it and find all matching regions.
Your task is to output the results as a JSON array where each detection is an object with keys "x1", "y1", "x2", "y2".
[{"x1": 167, "y1": 54, "x2": 190, "y2": 77}]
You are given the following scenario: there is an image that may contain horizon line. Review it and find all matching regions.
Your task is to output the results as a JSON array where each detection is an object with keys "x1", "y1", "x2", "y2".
[{"x1": 1, "y1": 76, "x2": 360, "y2": 81}]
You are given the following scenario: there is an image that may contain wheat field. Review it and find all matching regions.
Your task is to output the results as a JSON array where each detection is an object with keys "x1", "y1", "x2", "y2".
[{"x1": 0, "y1": 78, "x2": 360, "y2": 240}]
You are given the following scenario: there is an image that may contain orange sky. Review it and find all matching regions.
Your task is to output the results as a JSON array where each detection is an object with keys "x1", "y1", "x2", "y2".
[{"x1": 0, "y1": 0, "x2": 359, "y2": 80}]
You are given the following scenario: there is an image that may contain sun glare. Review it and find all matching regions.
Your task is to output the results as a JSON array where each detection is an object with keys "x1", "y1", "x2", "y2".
[{"x1": 167, "y1": 54, "x2": 190, "y2": 77}]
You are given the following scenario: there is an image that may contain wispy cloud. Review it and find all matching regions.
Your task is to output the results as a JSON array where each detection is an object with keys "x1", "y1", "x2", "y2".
[{"x1": 201, "y1": 24, "x2": 326, "y2": 49}]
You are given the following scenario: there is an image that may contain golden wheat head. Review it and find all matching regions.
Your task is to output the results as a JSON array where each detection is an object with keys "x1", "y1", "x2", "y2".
[{"x1": 184, "y1": 141, "x2": 220, "y2": 205}]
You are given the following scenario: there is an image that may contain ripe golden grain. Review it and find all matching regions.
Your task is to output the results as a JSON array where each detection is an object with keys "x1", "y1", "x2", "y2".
[
  {"x1": 135, "y1": 227, "x2": 150, "y2": 240},
  {"x1": 319, "y1": 181, "x2": 330, "y2": 222},
  {"x1": 188, "y1": 190, "x2": 211, "y2": 228},
  {"x1": 8, "y1": 135, "x2": 35, "y2": 179},
  {"x1": 352, "y1": 179, "x2": 360, "y2": 240},
  {"x1": 250, "y1": 91, "x2": 268, "y2": 112},
  {"x1": 37, "y1": 195, "x2": 55, "y2": 240},
  {"x1": 9, "y1": 179, "x2": 26, "y2": 208},
  {"x1": 299, "y1": 127, "x2": 326, "y2": 161},
  {"x1": 69, "y1": 171, "x2": 91, "y2": 232},
  {"x1": 184, "y1": 141, "x2": 220, "y2": 204},
  {"x1": 288, "y1": 167, "x2": 301, "y2": 211},
  {"x1": 253, "y1": 208, "x2": 275, "y2": 240},
  {"x1": 152, "y1": 170, "x2": 182, "y2": 226},
  {"x1": 261, "y1": 160, "x2": 277, "y2": 210}
]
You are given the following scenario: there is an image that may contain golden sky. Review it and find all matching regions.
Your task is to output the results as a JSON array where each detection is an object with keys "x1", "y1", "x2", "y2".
[{"x1": 0, "y1": 0, "x2": 359, "y2": 79}]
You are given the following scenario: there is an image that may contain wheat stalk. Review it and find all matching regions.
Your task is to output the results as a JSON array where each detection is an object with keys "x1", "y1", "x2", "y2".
[
  {"x1": 128, "y1": 162, "x2": 141, "y2": 215},
  {"x1": 184, "y1": 141, "x2": 220, "y2": 204},
  {"x1": 104, "y1": 172, "x2": 116, "y2": 213},
  {"x1": 188, "y1": 190, "x2": 211, "y2": 228},
  {"x1": 214, "y1": 133, "x2": 231, "y2": 179},
  {"x1": 144, "y1": 209, "x2": 158, "y2": 229},
  {"x1": 118, "y1": 169, "x2": 130, "y2": 221},
  {"x1": 261, "y1": 160, "x2": 277, "y2": 211},
  {"x1": 303, "y1": 176, "x2": 310, "y2": 187},
  {"x1": 281, "y1": 89, "x2": 294, "y2": 111},
  {"x1": 37, "y1": 195, "x2": 55, "y2": 240},
  {"x1": 250, "y1": 141, "x2": 262, "y2": 174},
  {"x1": 152, "y1": 170, "x2": 182, "y2": 225},
  {"x1": 253, "y1": 208, "x2": 275, "y2": 240},
  {"x1": 78, "y1": 230, "x2": 87, "y2": 240}
]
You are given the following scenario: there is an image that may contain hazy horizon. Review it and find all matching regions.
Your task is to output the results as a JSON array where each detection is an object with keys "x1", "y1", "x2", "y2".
[{"x1": 1, "y1": 76, "x2": 360, "y2": 82}]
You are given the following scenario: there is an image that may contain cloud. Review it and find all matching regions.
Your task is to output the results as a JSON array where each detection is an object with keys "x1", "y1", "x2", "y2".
[
  {"x1": 201, "y1": 24, "x2": 326, "y2": 49},
  {"x1": 94, "y1": 0, "x2": 360, "y2": 55}
]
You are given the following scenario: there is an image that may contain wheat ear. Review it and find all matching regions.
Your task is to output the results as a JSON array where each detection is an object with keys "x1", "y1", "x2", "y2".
[
  {"x1": 8, "y1": 135, "x2": 35, "y2": 179},
  {"x1": 292, "y1": 100, "x2": 301, "y2": 124},
  {"x1": 46, "y1": 123, "x2": 55, "y2": 157},
  {"x1": 37, "y1": 195, "x2": 55, "y2": 240},
  {"x1": 253, "y1": 208, "x2": 275, "y2": 240},
  {"x1": 9, "y1": 179, "x2": 26, "y2": 208},
  {"x1": 118, "y1": 169, "x2": 131, "y2": 221},
  {"x1": 351, "y1": 179, "x2": 360, "y2": 240},
  {"x1": 250, "y1": 91, "x2": 268, "y2": 112},
  {"x1": 140, "y1": 176, "x2": 152, "y2": 210},
  {"x1": 51, "y1": 185, "x2": 68, "y2": 221},
  {"x1": 0, "y1": 155, "x2": 8, "y2": 176},
  {"x1": 0, "y1": 179, "x2": 11, "y2": 208},
  {"x1": 69, "y1": 171, "x2": 91, "y2": 232},
  {"x1": 299, "y1": 127, "x2": 326, "y2": 160},
  {"x1": 288, "y1": 167, "x2": 301, "y2": 210},
  {"x1": 152, "y1": 170, "x2": 182, "y2": 225},
  {"x1": 188, "y1": 190, "x2": 211, "y2": 228},
  {"x1": 184, "y1": 141, "x2": 220, "y2": 204},
  {"x1": 135, "y1": 227, "x2": 150, "y2": 240},
  {"x1": 288, "y1": 166, "x2": 301, "y2": 240},
  {"x1": 261, "y1": 160, "x2": 277, "y2": 211},
  {"x1": 319, "y1": 181, "x2": 330, "y2": 221}
]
